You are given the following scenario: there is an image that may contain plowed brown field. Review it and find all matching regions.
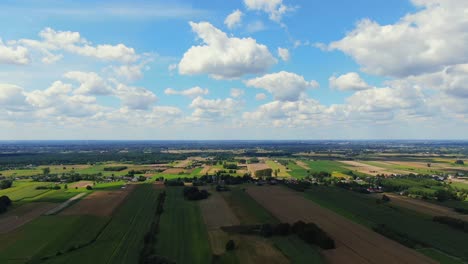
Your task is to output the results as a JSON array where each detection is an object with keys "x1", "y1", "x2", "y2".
[
  {"x1": 60, "y1": 185, "x2": 135, "y2": 216},
  {"x1": 247, "y1": 186, "x2": 435, "y2": 264},
  {"x1": 0, "y1": 202, "x2": 56, "y2": 234}
]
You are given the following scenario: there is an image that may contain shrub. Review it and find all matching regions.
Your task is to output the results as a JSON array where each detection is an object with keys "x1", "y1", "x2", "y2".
[
  {"x1": 0, "y1": 195, "x2": 12, "y2": 214},
  {"x1": 103, "y1": 166, "x2": 128, "y2": 171},
  {"x1": 373, "y1": 224, "x2": 419, "y2": 248},
  {"x1": 0, "y1": 180, "x2": 12, "y2": 190},
  {"x1": 382, "y1": 194, "x2": 391, "y2": 202},
  {"x1": 225, "y1": 240, "x2": 235, "y2": 251},
  {"x1": 86, "y1": 185, "x2": 93, "y2": 190},
  {"x1": 273, "y1": 223, "x2": 291, "y2": 236},
  {"x1": 138, "y1": 176, "x2": 147, "y2": 182},
  {"x1": 433, "y1": 216, "x2": 468, "y2": 232},
  {"x1": 454, "y1": 207, "x2": 468, "y2": 214},
  {"x1": 292, "y1": 221, "x2": 335, "y2": 249},
  {"x1": 183, "y1": 187, "x2": 209, "y2": 200}
]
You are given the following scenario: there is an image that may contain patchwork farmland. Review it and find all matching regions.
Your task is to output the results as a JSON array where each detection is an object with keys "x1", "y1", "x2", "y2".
[{"x1": 1, "y1": 141, "x2": 467, "y2": 263}]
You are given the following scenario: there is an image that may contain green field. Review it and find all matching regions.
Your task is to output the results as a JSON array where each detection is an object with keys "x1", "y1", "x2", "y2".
[
  {"x1": 303, "y1": 186, "x2": 468, "y2": 261},
  {"x1": 0, "y1": 181, "x2": 55, "y2": 202},
  {"x1": 223, "y1": 187, "x2": 324, "y2": 263},
  {"x1": 222, "y1": 187, "x2": 278, "y2": 225},
  {"x1": 286, "y1": 162, "x2": 309, "y2": 178},
  {"x1": 156, "y1": 187, "x2": 212, "y2": 264},
  {"x1": 42, "y1": 184, "x2": 160, "y2": 264},
  {"x1": 0, "y1": 184, "x2": 160, "y2": 263},
  {"x1": 0, "y1": 215, "x2": 108, "y2": 263}
]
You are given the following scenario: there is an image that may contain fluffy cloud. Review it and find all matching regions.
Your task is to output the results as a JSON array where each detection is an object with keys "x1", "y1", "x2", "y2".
[
  {"x1": 64, "y1": 71, "x2": 112, "y2": 95},
  {"x1": 328, "y1": 1, "x2": 468, "y2": 77},
  {"x1": 230, "y1": 88, "x2": 245, "y2": 98},
  {"x1": 245, "y1": 71, "x2": 318, "y2": 101},
  {"x1": 0, "y1": 84, "x2": 28, "y2": 110},
  {"x1": 225, "y1": 10, "x2": 243, "y2": 29},
  {"x1": 244, "y1": 0, "x2": 292, "y2": 22},
  {"x1": 0, "y1": 39, "x2": 30, "y2": 65},
  {"x1": 19, "y1": 27, "x2": 139, "y2": 64},
  {"x1": 178, "y1": 22, "x2": 277, "y2": 79},
  {"x1": 399, "y1": 64, "x2": 468, "y2": 98},
  {"x1": 329, "y1": 72, "x2": 372, "y2": 91},
  {"x1": 243, "y1": 98, "x2": 326, "y2": 127},
  {"x1": 277, "y1": 47, "x2": 290, "y2": 61},
  {"x1": 164, "y1": 86, "x2": 209, "y2": 98},
  {"x1": 25, "y1": 81, "x2": 104, "y2": 118},
  {"x1": 111, "y1": 64, "x2": 145, "y2": 81},
  {"x1": 189, "y1": 96, "x2": 240, "y2": 121},
  {"x1": 114, "y1": 83, "x2": 157, "y2": 110}
]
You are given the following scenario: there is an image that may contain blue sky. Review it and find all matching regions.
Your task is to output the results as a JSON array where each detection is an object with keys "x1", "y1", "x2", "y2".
[{"x1": 0, "y1": 0, "x2": 467, "y2": 139}]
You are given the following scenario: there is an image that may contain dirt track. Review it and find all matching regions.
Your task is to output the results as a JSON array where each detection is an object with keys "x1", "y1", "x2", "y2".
[
  {"x1": 0, "y1": 202, "x2": 56, "y2": 234},
  {"x1": 247, "y1": 186, "x2": 436, "y2": 264}
]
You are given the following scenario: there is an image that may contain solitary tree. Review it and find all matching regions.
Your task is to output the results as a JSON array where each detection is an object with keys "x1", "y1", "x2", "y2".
[{"x1": 42, "y1": 167, "x2": 50, "y2": 175}]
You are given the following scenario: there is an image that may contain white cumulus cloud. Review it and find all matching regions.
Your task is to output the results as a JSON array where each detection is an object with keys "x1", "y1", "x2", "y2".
[
  {"x1": 0, "y1": 39, "x2": 30, "y2": 65},
  {"x1": 244, "y1": 0, "x2": 292, "y2": 22},
  {"x1": 164, "y1": 86, "x2": 209, "y2": 98},
  {"x1": 328, "y1": 1, "x2": 468, "y2": 77},
  {"x1": 225, "y1": 10, "x2": 243, "y2": 29},
  {"x1": 178, "y1": 22, "x2": 277, "y2": 79},
  {"x1": 329, "y1": 72, "x2": 372, "y2": 91},
  {"x1": 245, "y1": 71, "x2": 318, "y2": 101}
]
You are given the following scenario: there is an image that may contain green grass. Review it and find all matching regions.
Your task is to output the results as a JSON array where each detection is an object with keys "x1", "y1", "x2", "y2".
[
  {"x1": 92, "y1": 181, "x2": 126, "y2": 190},
  {"x1": 0, "y1": 181, "x2": 54, "y2": 202},
  {"x1": 156, "y1": 187, "x2": 212, "y2": 264},
  {"x1": 305, "y1": 160, "x2": 368, "y2": 178},
  {"x1": 31, "y1": 189, "x2": 83, "y2": 203},
  {"x1": 0, "y1": 215, "x2": 108, "y2": 263},
  {"x1": 43, "y1": 184, "x2": 161, "y2": 264},
  {"x1": 450, "y1": 181, "x2": 468, "y2": 191},
  {"x1": 303, "y1": 186, "x2": 468, "y2": 261},
  {"x1": 418, "y1": 248, "x2": 466, "y2": 264},
  {"x1": 272, "y1": 236, "x2": 324, "y2": 264},
  {"x1": 222, "y1": 187, "x2": 278, "y2": 225},
  {"x1": 286, "y1": 162, "x2": 309, "y2": 178},
  {"x1": 0, "y1": 168, "x2": 42, "y2": 177}
]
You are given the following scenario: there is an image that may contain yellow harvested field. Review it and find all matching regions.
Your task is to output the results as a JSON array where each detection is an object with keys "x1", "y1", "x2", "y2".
[
  {"x1": 200, "y1": 165, "x2": 211, "y2": 175},
  {"x1": 339, "y1": 160, "x2": 409, "y2": 176},
  {"x1": 0, "y1": 202, "x2": 56, "y2": 234},
  {"x1": 265, "y1": 160, "x2": 290, "y2": 177},
  {"x1": 162, "y1": 168, "x2": 186, "y2": 174},
  {"x1": 173, "y1": 159, "x2": 192, "y2": 168},
  {"x1": 247, "y1": 163, "x2": 271, "y2": 174},
  {"x1": 247, "y1": 186, "x2": 435, "y2": 264}
]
